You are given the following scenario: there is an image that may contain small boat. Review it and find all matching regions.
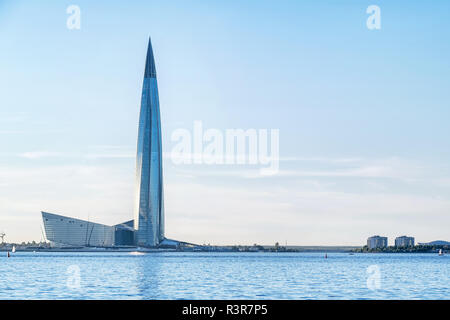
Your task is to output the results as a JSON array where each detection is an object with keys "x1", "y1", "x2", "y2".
[
  {"x1": 439, "y1": 249, "x2": 444, "y2": 256},
  {"x1": 12, "y1": 245, "x2": 16, "y2": 253},
  {"x1": 7, "y1": 251, "x2": 10, "y2": 258}
]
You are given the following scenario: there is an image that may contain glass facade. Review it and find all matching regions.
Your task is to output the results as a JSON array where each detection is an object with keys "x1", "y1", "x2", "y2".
[
  {"x1": 42, "y1": 211, "x2": 115, "y2": 247},
  {"x1": 42, "y1": 212, "x2": 136, "y2": 247},
  {"x1": 134, "y1": 38, "x2": 165, "y2": 247}
]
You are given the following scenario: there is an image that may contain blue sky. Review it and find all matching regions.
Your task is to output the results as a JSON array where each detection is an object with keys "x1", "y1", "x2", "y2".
[{"x1": 1, "y1": 0, "x2": 450, "y2": 245}]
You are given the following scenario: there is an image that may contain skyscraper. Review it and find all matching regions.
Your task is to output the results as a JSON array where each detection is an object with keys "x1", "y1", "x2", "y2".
[
  {"x1": 134, "y1": 38, "x2": 165, "y2": 247},
  {"x1": 42, "y1": 38, "x2": 175, "y2": 249}
]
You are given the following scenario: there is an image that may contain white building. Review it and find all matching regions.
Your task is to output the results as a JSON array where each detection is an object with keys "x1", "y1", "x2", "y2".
[
  {"x1": 395, "y1": 236, "x2": 415, "y2": 247},
  {"x1": 367, "y1": 235, "x2": 388, "y2": 249}
]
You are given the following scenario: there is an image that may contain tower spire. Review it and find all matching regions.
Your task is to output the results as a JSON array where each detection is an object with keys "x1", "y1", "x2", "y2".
[{"x1": 144, "y1": 37, "x2": 156, "y2": 78}]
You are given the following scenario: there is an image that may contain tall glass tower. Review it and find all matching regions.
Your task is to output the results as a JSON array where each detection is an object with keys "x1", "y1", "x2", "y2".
[{"x1": 134, "y1": 38, "x2": 165, "y2": 247}]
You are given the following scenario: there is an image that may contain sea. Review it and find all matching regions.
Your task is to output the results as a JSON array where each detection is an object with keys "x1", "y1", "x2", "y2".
[{"x1": 1, "y1": 252, "x2": 448, "y2": 299}]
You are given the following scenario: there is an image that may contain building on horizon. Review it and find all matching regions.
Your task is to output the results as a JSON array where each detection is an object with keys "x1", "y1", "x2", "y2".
[
  {"x1": 367, "y1": 235, "x2": 388, "y2": 249},
  {"x1": 133, "y1": 38, "x2": 165, "y2": 247},
  {"x1": 41, "y1": 38, "x2": 174, "y2": 248},
  {"x1": 395, "y1": 236, "x2": 415, "y2": 247},
  {"x1": 42, "y1": 212, "x2": 134, "y2": 247}
]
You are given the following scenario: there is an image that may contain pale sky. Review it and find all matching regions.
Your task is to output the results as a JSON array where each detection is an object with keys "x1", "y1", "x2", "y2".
[{"x1": 1, "y1": 0, "x2": 450, "y2": 245}]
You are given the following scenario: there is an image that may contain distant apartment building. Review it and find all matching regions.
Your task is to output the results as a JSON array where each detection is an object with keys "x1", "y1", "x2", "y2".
[
  {"x1": 395, "y1": 236, "x2": 415, "y2": 247},
  {"x1": 367, "y1": 235, "x2": 388, "y2": 249}
]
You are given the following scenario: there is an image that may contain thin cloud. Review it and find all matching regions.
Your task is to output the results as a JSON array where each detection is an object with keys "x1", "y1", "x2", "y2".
[
  {"x1": 84, "y1": 154, "x2": 134, "y2": 159},
  {"x1": 16, "y1": 149, "x2": 134, "y2": 160},
  {"x1": 0, "y1": 112, "x2": 28, "y2": 123},
  {"x1": 19, "y1": 151, "x2": 66, "y2": 159}
]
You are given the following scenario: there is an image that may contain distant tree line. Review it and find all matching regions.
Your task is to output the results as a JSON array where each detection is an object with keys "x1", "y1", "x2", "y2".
[
  {"x1": 353, "y1": 245, "x2": 449, "y2": 253},
  {"x1": 230, "y1": 243, "x2": 301, "y2": 252},
  {"x1": 0, "y1": 241, "x2": 50, "y2": 248}
]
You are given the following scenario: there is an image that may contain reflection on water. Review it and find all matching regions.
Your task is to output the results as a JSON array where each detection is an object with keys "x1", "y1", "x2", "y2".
[
  {"x1": 135, "y1": 253, "x2": 162, "y2": 299},
  {"x1": 0, "y1": 252, "x2": 449, "y2": 299}
]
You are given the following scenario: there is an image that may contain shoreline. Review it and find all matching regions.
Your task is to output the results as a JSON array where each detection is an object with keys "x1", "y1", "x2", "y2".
[{"x1": 2, "y1": 245, "x2": 447, "y2": 254}]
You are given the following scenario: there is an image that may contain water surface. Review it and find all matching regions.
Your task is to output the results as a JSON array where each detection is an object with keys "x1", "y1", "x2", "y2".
[{"x1": 1, "y1": 252, "x2": 448, "y2": 299}]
